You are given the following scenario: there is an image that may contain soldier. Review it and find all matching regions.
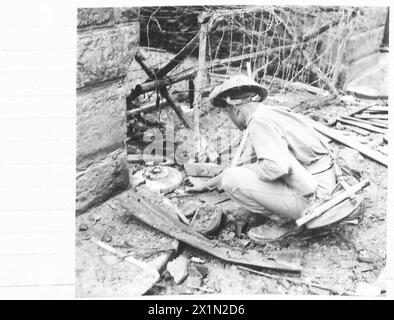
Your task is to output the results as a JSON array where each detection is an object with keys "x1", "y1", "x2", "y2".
[{"x1": 187, "y1": 75, "x2": 337, "y2": 240}]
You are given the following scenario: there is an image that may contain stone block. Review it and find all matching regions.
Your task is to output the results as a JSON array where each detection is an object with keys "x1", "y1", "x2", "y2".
[
  {"x1": 77, "y1": 8, "x2": 114, "y2": 30},
  {"x1": 77, "y1": 83, "x2": 127, "y2": 164},
  {"x1": 77, "y1": 23, "x2": 139, "y2": 88},
  {"x1": 343, "y1": 27, "x2": 384, "y2": 64},
  {"x1": 114, "y1": 7, "x2": 140, "y2": 24},
  {"x1": 76, "y1": 148, "x2": 129, "y2": 214},
  {"x1": 353, "y1": 7, "x2": 388, "y2": 32}
]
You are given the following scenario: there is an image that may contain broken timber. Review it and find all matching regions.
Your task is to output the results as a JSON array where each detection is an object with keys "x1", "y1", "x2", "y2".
[
  {"x1": 337, "y1": 117, "x2": 387, "y2": 134},
  {"x1": 127, "y1": 99, "x2": 167, "y2": 116},
  {"x1": 132, "y1": 50, "x2": 218, "y2": 162},
  {"x1": 310, "y1": 119, "x2": 388, "y2": 167},
  {"x1": 340, "y1": 115, "x2": 388, "y2": 129},
  {"x1": 194, "y1": 15, "x2": 209, "y2": 161},
  {"x1": 115, "y1": 190, "x2": 301, "y2": 273},
  {"x1": 355, "y1": 114, "x2": 389, "y2": 120},
  {"x1": 296, "y1": 180, "x2": 370, "y2": 227}
]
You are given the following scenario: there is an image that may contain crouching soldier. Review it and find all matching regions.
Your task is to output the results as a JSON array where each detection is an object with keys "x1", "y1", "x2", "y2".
[{"x1": 187, "y1": 75, "x2": 338, "y2": 241}]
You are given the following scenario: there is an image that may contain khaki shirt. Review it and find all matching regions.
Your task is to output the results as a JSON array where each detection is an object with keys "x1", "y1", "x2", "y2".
[{"x1": 246, "y1": 105, "x2": 330, "y2": 196}]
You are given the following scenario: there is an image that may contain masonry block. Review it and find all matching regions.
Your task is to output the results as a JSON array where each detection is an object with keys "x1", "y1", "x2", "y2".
[
  {"x1": 77, "y1": 84, "x2": 127, "y2": 165},
  {"x1": 76, "y1": 148, "x2": 129, "y2": 214},
  {"x1": 77, "y1": 23, "x2": 139, "y2": 88},
  {"x1": 77, "y1": 8, "x2": 114, "y2": 30},
  {"x1": 114, "y1": 7, "x2": 140, "y2": 24},
  {"x1": 343, "y1": 27, "x2": 384, "y2": 64}
]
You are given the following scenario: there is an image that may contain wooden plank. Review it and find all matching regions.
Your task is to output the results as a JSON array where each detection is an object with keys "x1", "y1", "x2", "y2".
[
  {"x1": 365, "y1": 106, "x2": 388, "y2": 113},
  {"x1": 115, "y1": 191, "x2": 301, "y2": 273},
  {"x1": 345, "y1": 105, "x2": 375, "y2": 119},
  {"x1": 194, "y1": 17, "x2": 208, "y2": 161},
  {"x1": 127, "y1": 154, "x2": 169, "y2": 164},
  {"x1": 155, "y1": 32, "x2": 201, "y2": 79},
  {"x1": 341, "y1": 115, "x2": 388, "y2": 129},
  {"x1": 337, "y1": 117, "x2": 387, "y2": 134},
  {"x1": 160, "y1": 87, "x2": 191, "y2": 130},
  {"x1": 355, "y1": 114, "x2": 388, "y2": 120},
  {"x1": 296, "y1": 180, "x2": 370, "y2": 227},
  {"x1": 310, "y1": 120, "x2": 388, "y2": 167},
  {"x1": 367, "y1": 119, "x2": 388, "y2": 127},
  {"x1": 127, "y1": 100, "x2": 167, "y2": 116},
  {"x1": 342, "y1": 125, "x2": 369, "y2": 136}
]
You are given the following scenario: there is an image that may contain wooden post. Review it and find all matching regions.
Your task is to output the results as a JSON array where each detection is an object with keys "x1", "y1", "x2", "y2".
[{"x1": 194, "y1": 14, "x2": 209, "y2": 162}]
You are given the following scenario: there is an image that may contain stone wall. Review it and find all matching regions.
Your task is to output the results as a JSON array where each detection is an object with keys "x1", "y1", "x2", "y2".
[
  {"x1": 342, "y1": 7, "x2": 388, "y2": 84},
  {"x1": 76, "y1": 7, "x2": 140, "y2": 214}
]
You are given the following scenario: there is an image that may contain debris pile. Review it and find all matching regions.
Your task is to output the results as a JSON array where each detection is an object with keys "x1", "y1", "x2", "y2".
[{"x1": 76, "y1": 5, "x2": 388, "y2": 297}]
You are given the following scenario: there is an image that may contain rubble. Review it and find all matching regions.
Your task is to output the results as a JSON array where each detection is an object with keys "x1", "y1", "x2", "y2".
[
  {"x1": 357, "y1": 250, "x2": 375, "y2": 264},
  {"x1": 79, "y1": 224, "x2": 89, "y2": 232},
  {"x1": 76, "y1": 5, "x2": 388, "y2": 297},
  {"x1": 191, "y1": 257, "x2": 206, "y2": 264},
  {"x1": 167, "y1": 256, "x2": 189, "y2": 285}
]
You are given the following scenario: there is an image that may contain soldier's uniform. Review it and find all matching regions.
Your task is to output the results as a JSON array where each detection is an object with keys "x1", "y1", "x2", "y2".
[{"x1": 211, "y1": 75, "x2": 337, "y2": 222}]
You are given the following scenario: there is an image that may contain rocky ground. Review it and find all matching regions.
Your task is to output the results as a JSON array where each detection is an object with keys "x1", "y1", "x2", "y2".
[{"x1": 76, "y1": 90, "x2": 387, "y2": 297}]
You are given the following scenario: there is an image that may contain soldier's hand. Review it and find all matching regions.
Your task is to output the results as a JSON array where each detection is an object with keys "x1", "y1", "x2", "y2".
[{"x1": 185, "y1": 177, "x2": 210, "y2": 193}]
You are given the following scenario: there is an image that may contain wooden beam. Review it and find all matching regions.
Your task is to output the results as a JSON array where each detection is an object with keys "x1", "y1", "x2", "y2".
[
  {"x1": 342, "y1": 125, "x2": 370, "y2": 136},
  {"x1": 151, "y1": 15, "x2": 220, "y2": 80},
  {"x1": 154, "y1": 32, "x2": 201, "y2": 79},
  {"x1": 211, "y1": 43, "x2": 304, "y2": 67},
  {"x1": 310, "y1": 119, "x2": 388, "y2": 167},
  {"x1": 133, "y1": 68, "x2": 196, "y2": 96},
  {"x1": 194, "y1": 16, "x2": 208, "y2": 161},
  {"x1": 115, "y1": 190, "x2": 302, "y2": 273},
  {"x1": 340, "y1": 116, "x2": 388, "y2": 129},
  {"x1": 160, "y1": 87, "x2": 218, "y2": 162},
  {"x1": 160, "y1": 87, "x2": 191, "y2": 130},
  {"x1": 337, "y1": 117, "x2": 387, "y2": 134},
  {"x1": 355, "y1": 114, "x2": 388, "y2": 120},
  {"x1": 135, "y1": 51, "x2": 156, "y2": 79},
  {"x1": 364, "y1": 106, "x2": 388, "y2": 113},
  {"x1": 347, "y1": 105, "x2": 375, "y2": 118},
  {"x1": 296, "y1": 180, "x2": 370, "y2": 227},
  {"x1": 127, "y1": 99, "x2": 167, "y2": 116}
]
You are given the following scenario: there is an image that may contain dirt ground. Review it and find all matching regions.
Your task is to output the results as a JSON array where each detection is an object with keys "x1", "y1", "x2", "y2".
[{"x1": 76, "y1": 90, "x2": 387, "y2": 297}]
